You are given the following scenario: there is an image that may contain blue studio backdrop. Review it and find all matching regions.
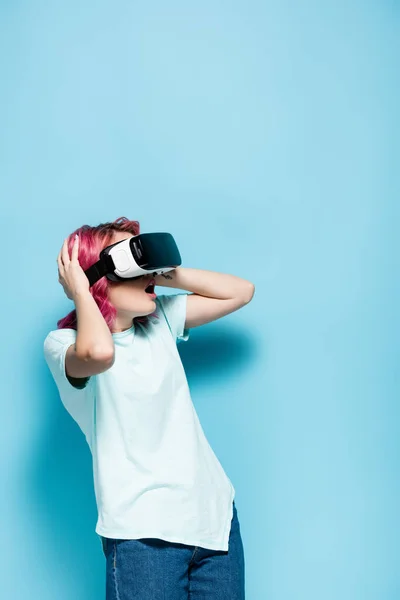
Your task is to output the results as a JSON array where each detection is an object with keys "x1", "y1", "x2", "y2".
[{"x1": 1, "y1": 1, "x2": 398, "y2": 599}]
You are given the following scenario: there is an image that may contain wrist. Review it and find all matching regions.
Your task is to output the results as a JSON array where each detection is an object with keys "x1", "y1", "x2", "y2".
[
  {"x1": 154, "y1": 268, "x2": 181, "y2": 288},
  {"x1": 72, "y1": 288, "x2": 92, "y2": 303}
]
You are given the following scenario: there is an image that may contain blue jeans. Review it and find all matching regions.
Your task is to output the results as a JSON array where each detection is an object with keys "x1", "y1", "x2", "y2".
[{"x1": 101, "y1": 501, "x2": 245, "y2": 599}]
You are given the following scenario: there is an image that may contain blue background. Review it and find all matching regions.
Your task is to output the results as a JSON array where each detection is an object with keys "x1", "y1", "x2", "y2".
[{"x1": 1, "y1": 1, "x2": 398, "y2": 598}]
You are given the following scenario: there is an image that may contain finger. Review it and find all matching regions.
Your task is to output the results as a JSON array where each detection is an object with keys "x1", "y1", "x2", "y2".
[
  {"x1": 57, "y1": 251, "x2": 64, "y2": 272},
  {"x1": 71, "y1": 234, "x2": 79, "y2": 261},
  {"x1": 61, "y1": 237, "x2": 70, "y2": 266}
]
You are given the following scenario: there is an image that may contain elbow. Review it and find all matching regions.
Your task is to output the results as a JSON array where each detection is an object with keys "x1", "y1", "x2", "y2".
[
  {"x1": 87, "y1": 345, "x2": 115, "y2": 365},
  {"x1": 241, "y1": 282, "x2": 255, "y2": 305}
]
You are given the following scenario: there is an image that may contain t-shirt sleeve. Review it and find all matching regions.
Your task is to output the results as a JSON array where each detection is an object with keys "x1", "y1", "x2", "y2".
[
  {"x1": 43, "y1": 328, "x2": 95, "y2": 446},
  {"x1": 156, "y1": 293, "x2": 191, "y2": 344}
]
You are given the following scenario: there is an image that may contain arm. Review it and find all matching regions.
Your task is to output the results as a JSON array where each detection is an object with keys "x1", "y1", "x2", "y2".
[
  {"x1": 154, "y1": 267, "x2": 255, "y2": 329},
  {"x1": 65, "y1": 290, "x2": 115, "y2": 379},
  {"x1": 57, "y1": 235, "x2": 115, "y2": 380},
  {"x1": 72, "y1": 289, "x2": 115, "y2": 360}
]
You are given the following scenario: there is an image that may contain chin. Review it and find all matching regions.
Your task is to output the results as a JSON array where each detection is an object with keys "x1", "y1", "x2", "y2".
[{"x1": 142, "y1": 299, "x2": 156, "y2": 314}]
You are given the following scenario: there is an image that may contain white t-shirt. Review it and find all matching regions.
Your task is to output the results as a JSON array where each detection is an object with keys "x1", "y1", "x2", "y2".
[{"x1": 43, "y1": 293, "x2": 235, "y2": 551}]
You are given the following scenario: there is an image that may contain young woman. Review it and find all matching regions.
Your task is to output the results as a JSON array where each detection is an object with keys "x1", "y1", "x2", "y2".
[{"x1": 43, "y1": 216, "x2": 255, "y2": 600}]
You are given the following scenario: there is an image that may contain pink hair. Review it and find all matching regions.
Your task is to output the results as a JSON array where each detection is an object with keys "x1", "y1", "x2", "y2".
[{"x1": 57, "y1": 216, "x2": 158, "y2": 331}]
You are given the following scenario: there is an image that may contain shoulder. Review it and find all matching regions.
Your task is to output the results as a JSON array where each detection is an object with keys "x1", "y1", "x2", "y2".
[
  {"x1": 44, "y1": 327, "x2": 77, "y2": 349},
  {"x1": 43, "y1": 328, "x2": 77, "y2": 366},
  {"x1": 43, "y1": 327, "x2": 94, "y2": 393},
  {"x1": 154, "y1": 293, "x2": 190, "y2": 344}
]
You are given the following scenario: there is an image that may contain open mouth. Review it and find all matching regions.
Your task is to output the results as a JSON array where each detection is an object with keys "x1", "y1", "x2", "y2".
[{"x1": 144, "y1": 279, "x2": 156, "y2": 295}]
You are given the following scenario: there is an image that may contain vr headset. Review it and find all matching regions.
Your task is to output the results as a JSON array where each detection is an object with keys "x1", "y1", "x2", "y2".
[{"x1": 84, "y1": 232, "x2": 182, "y2": 287}]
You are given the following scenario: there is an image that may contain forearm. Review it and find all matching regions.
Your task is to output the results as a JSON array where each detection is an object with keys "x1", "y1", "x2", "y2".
[
  {"x1": 73, "y1": 290, "x2": 114, "y2": 358},
  {"x1": 154, "y1": 267, "x2": 254, "y2": 302}
]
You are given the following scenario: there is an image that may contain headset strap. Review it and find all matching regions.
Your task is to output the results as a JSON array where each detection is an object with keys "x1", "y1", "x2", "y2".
[{"x1": 84, "y1": 253, "x2": 115, "y2": 287}]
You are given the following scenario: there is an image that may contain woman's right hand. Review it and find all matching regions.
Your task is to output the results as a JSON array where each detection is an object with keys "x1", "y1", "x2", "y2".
[{"x1": 57, "y1": 235, "x2": 90, "y2": 300}]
